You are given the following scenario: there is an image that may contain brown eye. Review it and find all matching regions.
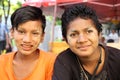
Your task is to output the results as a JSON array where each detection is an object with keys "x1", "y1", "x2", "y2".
[
  {"x1": 17, "y1": 30, "x2": 25, "y2": 34},
  {"x1": 33, "y1": 32, "x2": 39, "y2": 35},
  {"x1": 70, "y1": 33, "x2": 79, "y2": 38},
  {"x1": 32, "y1": 32, "x2": 41, "y2": 37},
  {"x1": 87, "y1": 30, "x2": 93, "y2": 34}
]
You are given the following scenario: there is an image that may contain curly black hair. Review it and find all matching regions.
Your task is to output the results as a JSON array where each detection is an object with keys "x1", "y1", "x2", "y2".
[{"x1": 61, "y1": 4, "x2": 102, "y2": 41}]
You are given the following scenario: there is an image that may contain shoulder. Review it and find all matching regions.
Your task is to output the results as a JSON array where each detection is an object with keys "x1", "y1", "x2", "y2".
[
  {"x1": 40, "y1": 49, "x2": 57, "y2": 57},
  {"x1": 39, "y1": 49, "x2": 57, "y2": 62},
  {"x1": 0, "y1": 52, "x2": 14, "y2": 60},
  {"x1": 0, "y1": 52, "x2": 15, "y2": 66},
  {"x1": 105, "y1": 46, "x2": 120, "y2": 65},
  {"x1": 56, "y1": 48, "x2": 77, "y2": 65},
  {"x1": 104, "y1": 46, "x2": 120, "y2": 77},
  {"x1": 53, "y1": 48, "x2": 79, "y2": 74},
  {"x1": 57, "y1": 48, "x2": 76, "y2": 58},
  {"x1": 38, "y1": 49, "x2": 57, "y2": 71},
  {"x1": 106, "y1": 46, "x2": 120, "y2": 55}
]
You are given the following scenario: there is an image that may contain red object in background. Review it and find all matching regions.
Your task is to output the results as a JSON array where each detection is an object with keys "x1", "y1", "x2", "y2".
[
  {"x1": 22, "y1": 0, "x2": 120, "y2": 21},
  {"x1": 22, "y1": 0, "x2": 85, "y2": 7},
  {"x1": 23, "y1": 0, "x2": 120, "y2": 20},
  {"x1": 86, "y1": 0, "x2": 120, "y2": 22}
]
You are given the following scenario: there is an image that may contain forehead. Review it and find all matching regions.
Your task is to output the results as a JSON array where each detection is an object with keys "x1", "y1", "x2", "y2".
[
  {"x1": 67, "y1": 18, "x2": 96, "y2": 31},
  {"x1": 18, "y1": 20, "x2": 42, "y2": 30}
]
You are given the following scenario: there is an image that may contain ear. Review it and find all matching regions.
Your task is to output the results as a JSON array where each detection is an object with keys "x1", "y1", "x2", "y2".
[
  {"x1": 99, "y1": 33, "x2": 102, "y2": 39},
  {"x1": 40, "y1": 32, "x2": 45, "y2": 43},
  {"x1": 98, "y1": 33, "x2": 102, "y2": 42},
  {"x1": 10, "y1": 28, "x2": 14, "y2": 39}
]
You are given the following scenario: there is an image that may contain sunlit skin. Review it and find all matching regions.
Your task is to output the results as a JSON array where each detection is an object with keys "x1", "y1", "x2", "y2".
[
  {"x1": 11, "y1": 20, "x2": 44, "y2": 56},
  {"x1": 10, "y1": 20, "x2": 45, "y2": 79},
  {"x1": 66, "y1": 18, "x2": 101, "y2": 62}
]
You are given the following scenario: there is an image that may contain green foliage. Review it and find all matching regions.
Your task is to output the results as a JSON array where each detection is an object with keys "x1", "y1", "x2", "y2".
[
  {"x1": 0, "y1": 0, "x2": 22, "y2": 15},
  {"x1": 56, "y1": 17, "x2": 61, "y2": 25},
  {"x1": 46, "y1": 16, "x2": 61, "y2": 26},
  {"x1": 10, "y1": 1, "x2": 22, "y2": 14},
  {"x1": 0, "y1": 0, "x2": 22, "y2": 25}
]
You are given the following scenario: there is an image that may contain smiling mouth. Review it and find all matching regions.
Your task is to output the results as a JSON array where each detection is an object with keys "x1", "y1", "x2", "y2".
[
  {"x1": 77, "y1": 45, "x2": 90, "y2": 50},
  {"x1": 21, "y1": 44, "x2": 33, "y2": 51}
]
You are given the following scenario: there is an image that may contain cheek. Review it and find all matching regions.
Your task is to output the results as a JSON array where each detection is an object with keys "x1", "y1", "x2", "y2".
[
  {"x1": 33, "y1": 38, "x2": 41, "y2": 48},
  {"x1": 67, "y1": 38, "x2": 71, "y2": 44},
  {"x1": 12, "y1": 31, "x2": 21, "y2": 39},
  {"x1": 13, "y1": 36, "x2": 22, "y2": 46},
  {"x1": 90, "y1": 30, "x2": 99, "y2": 39},
  {"x1": 34, "y1": 37, "x2": 42, "y2": 44},
  {"x1": 89, "y1": 33, "x2": 99, "y2": 43},
  {"x1": 67, "y1": 37, "x2": 76, "y2": 46},
  {"x1": 91, "y1": 33, "x2": 98, "y2": 38},
  {"x1": 13, "y1": 33, "x2": 21, "y2": 41},
  {"x1": 66, "y1": 36, "x2": 71, "y2": 44}
]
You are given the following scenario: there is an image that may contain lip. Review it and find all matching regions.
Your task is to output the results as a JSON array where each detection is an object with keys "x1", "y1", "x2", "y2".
[
  {"x1": 77, "y1": 45, "x2": 90, "y2": 50},
  {"x1": 21, "y1": 44, "x2": 32, "y2": 51}
]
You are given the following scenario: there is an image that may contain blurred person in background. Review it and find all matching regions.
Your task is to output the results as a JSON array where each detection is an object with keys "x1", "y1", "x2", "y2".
[
  {"x1": 52, "y1": 4, "x2": 120, "y2": 80},
  {"x1": 0, "y1": 6, "x2": 56, "y2": 80},
  {"x1": 0, "y1": 15, "x2": 11, "y2": 54},
  {"x1": 100, "y1": 36, "x2": 106, "y2": 45},
  {"x1": 108, "y1": 29, "x2": 119, "y2": 43}
]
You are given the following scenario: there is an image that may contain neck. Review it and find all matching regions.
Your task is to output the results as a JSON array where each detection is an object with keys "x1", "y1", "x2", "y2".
[
  {"x1": 14, "y1": 50, "x2": 39, "y2": 64},
  {"x1": 77, "y1": 46, "x2": 102, "y2": 74},
  {"x1": 80, "y1": 46, "x2": 102, "y2": 66}
]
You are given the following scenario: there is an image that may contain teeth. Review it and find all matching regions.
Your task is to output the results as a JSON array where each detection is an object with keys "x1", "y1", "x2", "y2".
[{"x1": 22, "y1": 44, "x2": 31, "y2": 47}]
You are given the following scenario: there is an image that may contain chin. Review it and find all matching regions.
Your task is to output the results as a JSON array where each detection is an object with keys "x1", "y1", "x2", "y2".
[{"x1": 21, "y1": 50, "x2": 33, "y2": 55}]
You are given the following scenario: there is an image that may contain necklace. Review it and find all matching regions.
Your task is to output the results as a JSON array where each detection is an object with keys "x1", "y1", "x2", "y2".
[{"x1": 76, "y1": 46, "x2": 102, "y2": 80}]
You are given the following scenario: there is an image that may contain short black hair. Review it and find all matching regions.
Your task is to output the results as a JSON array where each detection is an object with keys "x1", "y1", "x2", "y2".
[
  {"x1": 11, "y1": 6, "x2": 46, "y2": 33},
  {"x1": 61, "y1": 4, "x2": 102, "y2": 41}
]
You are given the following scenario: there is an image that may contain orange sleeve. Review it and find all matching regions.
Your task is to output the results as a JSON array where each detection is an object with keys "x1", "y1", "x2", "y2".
[{"x1": 46, "y1": 53, "x2": 57, "y2": 80}]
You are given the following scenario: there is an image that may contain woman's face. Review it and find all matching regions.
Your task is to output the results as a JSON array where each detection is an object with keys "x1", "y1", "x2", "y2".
[
  {"x1": 66, "y1": 18, "x2": 100, "y2": 58},
  {"x1": 11, "y1": 20, "x2": 44, "y2": 55}
]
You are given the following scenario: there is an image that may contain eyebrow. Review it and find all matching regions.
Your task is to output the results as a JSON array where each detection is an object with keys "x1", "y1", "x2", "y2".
[
  {"x1": 70, "y1": 27, "x2": 92, "y2": 32},
  {"x1": 69, "y1": 30, "x2": 78, "y2": 33}
]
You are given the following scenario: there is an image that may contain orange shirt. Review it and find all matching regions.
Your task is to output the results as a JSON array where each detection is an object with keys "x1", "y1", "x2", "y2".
[{"x1": 0, "y1": 49, "x2": 57, "y2": 80}]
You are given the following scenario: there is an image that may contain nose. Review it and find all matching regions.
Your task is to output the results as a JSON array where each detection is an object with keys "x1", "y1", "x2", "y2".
[
  {"x1": 22, "y1": 34, "x2": 31, "y2": 42},
  {"x1": 77, "y1": 34, "x2": 87, "y2": 43}
]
